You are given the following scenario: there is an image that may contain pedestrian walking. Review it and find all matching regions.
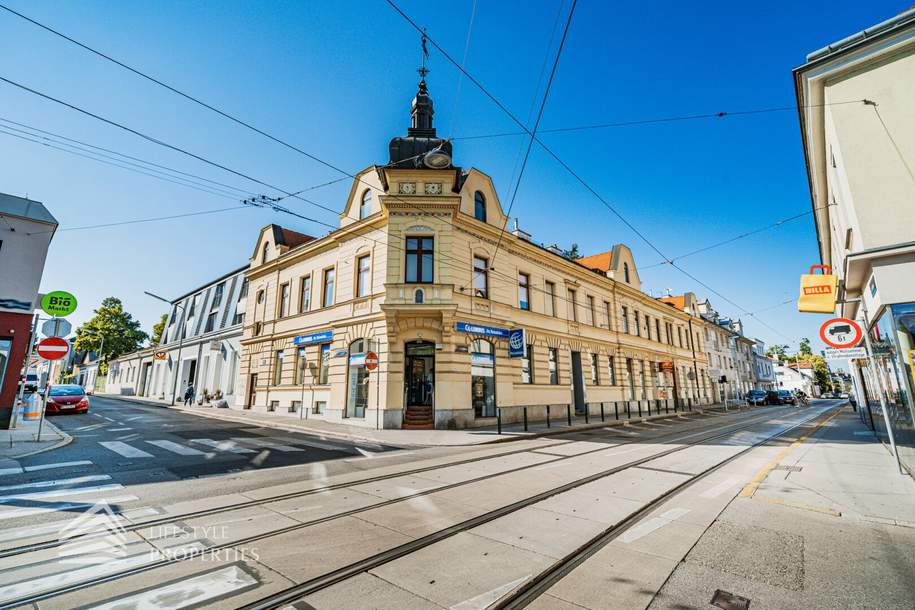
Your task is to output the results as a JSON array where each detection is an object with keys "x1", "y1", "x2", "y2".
[{"x1": 183, "y1": 383, "x2": 195, "y2": 406}]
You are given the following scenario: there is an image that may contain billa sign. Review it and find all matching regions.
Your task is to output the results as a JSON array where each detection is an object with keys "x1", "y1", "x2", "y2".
[{"x1": 797, "y1": 265, "x2": 837, "y2": 313}]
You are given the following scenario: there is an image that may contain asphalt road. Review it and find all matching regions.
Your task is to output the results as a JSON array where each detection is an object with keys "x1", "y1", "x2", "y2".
[{"x1": 0, "y1": 395, "x2": 416, "y2": 535}]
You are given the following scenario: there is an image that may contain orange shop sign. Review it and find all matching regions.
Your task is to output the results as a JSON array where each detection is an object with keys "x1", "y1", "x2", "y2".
[{"x1": 797, "y1": 265, "x2": 838, "y2": 313}]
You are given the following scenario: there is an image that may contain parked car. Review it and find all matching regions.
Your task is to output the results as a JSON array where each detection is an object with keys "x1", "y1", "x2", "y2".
[
  {"x1": 18, "y1": 372, "x2": 39, "y2": 394},
  {"x1": 45, "y1": 384, "x2": 90, "y2": 414},
  {"x1": 777, "y1": 390, "x2": 798, "y2": 406},
  {"x1": 746, "y1": 390, "x2": 768, "y2": 405},
  {"x1": 765, "y1": 390, "x2": 780, "y2": 404}
]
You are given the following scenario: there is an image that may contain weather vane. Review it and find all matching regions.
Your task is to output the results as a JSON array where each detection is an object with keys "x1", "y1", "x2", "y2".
[{"x1": 417, "y1": 29, "x2": 430, "y2": 81}]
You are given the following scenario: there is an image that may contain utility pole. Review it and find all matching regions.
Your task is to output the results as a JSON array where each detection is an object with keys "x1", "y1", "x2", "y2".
[{"x1": 145, "y1": 291, "x2": 185, "y2": 405}]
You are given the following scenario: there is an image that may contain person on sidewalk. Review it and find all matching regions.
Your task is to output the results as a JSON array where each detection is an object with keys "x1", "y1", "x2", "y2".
[{"x1": 183, "y1": 384, "x2": 195, "y2": 406}]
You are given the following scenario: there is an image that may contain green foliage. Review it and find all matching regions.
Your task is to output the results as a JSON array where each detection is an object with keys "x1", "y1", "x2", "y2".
[
  {"x1": 150, "y1": 313, "x2": 168, "y2": 346},
  {"x1": 799, "y1": 337, "x2": 813, "y2": 356},
  {"x1": 563, "y1": 243, "x2": 581, "y2": 260},
  {"x1": 766, "y1": 344, "x2": 789, "y2": 359},
  {"x1": 74, "y1": 297, "x2": 148, "y2": 362}
]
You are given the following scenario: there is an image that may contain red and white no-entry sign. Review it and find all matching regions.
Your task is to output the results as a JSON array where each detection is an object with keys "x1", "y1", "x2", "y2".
[
  {"x1": 819, "y1": 317, "x2": 863, "y2": 349},
  {"x1": 37, "y1": 336, "x2": 70, "y2": 360},
  {"x1": 364, "y1": 351, "x2": 379, "y2": 371}
]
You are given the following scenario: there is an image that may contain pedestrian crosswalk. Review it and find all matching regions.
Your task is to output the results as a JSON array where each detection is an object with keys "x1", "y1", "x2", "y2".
[{"x1": 90, "y1": 435, "x2": 362, "y2": 460}]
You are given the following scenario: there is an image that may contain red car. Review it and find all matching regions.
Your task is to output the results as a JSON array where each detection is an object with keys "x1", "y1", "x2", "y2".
[{"x1": 45, "y1": 384, "x2": 90, "y2": 414}]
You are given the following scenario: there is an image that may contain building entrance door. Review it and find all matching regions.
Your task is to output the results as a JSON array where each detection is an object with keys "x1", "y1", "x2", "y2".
[
  {"x1": 139, "y1": 362, "x2": 152, "y2": 396},
  {"x1": 405, "y1": 341, "x2": 435, "y2": 407},
  {"x1": 247, "y1": 373, "x2": 257, "y2": 410},
  {"x1": 570, "y1": 350, "x2": 586, "y2": 415}
]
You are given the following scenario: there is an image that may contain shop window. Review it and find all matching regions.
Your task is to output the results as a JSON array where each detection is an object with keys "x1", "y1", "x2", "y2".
[
  {"x1": 294, "y1": 347, "x2": 306, "y2": 385},
  {"x1": 549, "y1": 348, "x2": 559, "y2": 385},
  {"x1": 318, "y1": 343, "x2": 330, "y2": 385},
  {"x1": 471, "y1": 339, "x2": 496, "y2": 417},
  {"x1": 346, "y1": 339, "x2": 369, "y2": 418},
  {"x1": 273, "y1": 351, "x2": 284, "y2": 386},
  {"x1": 591, "y1": 353, "x2": 599, "y2": 384},
  {"x1": 521, "y1": 344, "x2": 533, "y2": 384},
  {"x1": 608, "y1": 355, "x2": 617, "y2": 385}
]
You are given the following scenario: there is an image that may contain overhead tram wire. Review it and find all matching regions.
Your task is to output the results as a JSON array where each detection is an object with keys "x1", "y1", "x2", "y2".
[
  {"x1": 2, "y1": 7, "x2": 791, "y2": 334},
  {"x1": 490, "y1": 0, "x2": 576, "y2": 271},
  {"x1": 453, "y1": 99, "x2": 868, "y2": 140},
  {"x1": 385, "y1": 1, "x2": 799, "y2": 341},
  {"x1": 27, "y1": 206, "x2": 253, "y2": 236}
]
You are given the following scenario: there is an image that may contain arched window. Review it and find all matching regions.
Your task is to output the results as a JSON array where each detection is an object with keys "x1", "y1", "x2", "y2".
[
  {"x1": 359, "y1": 190, "x2": 371, "y2": 220},
  {"x1": 346, "y1": 338, "x2": 368, "y2": 418},
  {"x1": 623, "y1": 262, "x2": 630, "y2": 283},
  {"x1": 470, "y1": 339, "x2": 496, "y2": 417},
  {"x1": 474, "y1": 191, "x2": 487, "y2": 222}
]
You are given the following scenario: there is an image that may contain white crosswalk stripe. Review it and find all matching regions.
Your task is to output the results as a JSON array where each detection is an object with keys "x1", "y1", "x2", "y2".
[
  {"x1": 0, "y1": 483, "x2": 125, "y2": 503},
  {"x1": 189, "y1": 439, "x2": 255, "y2": 454},
  {"x1": 145, "y1": 440, "x2": 206, "y2": 456},
  {"x1": 0, "y1": 496, "x2": 139, "y2": 522},
  {"x1": 98, "y1": 441, "x2": 154, "y2": 459},
  {"x1": 0, "y1": 475, "x2": 110, "y2": 493},
  {"x1": 230, "y1": 437, "x2": 304, "y2": 452}
]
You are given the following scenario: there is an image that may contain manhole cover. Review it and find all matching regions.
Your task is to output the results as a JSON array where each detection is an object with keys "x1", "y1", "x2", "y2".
[{"x1": 711, "y1": 589, "x2": 750, "y2": 610}]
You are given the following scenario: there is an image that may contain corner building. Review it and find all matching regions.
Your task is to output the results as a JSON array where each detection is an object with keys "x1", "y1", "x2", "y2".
[{"x1": 238, "y1": 78, "x2": 711, "y2": 429}]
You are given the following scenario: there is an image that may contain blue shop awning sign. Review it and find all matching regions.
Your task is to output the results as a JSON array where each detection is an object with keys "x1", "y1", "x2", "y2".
[
  {"x1": 293, "y1": 329, "x2": 333, "y2": 345},
  {"x1": 455, "y1": 322, "x2": 510, "y2": 338}
]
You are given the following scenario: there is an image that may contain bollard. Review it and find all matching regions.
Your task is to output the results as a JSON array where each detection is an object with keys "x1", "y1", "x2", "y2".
[
  {"x1": 584, "y1": 404, "x2": 589, "y2": 424},
  {"x1": 600, "y1": 402, "x2": 605, "y2": 422},
  {"x1": 637, "y1": 401, "x2": 642, "y2": 418},
  {"x1": 497, "y1": 407, "x2": 502, "y2": 435},
  {"x1": 647, "y1": 400, "x2": 652, "y2": 417},
  {"x1": 614, "y1": 401, "x2": 619, "y2": 420},
  {"x1": 546, "y1": 404, "x2": 551, "y2": 428},
  {"x1": 523, "y1": 406, "x2": 528, "y2": 432},
  {"x1": 567, "y1": 404, "x2": 572, "y2": 427},
  {"x1": 626, "y1": 401, "x2": 631, "y2": 419}
]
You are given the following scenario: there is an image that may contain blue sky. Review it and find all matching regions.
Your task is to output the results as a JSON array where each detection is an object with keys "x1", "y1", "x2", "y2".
[{"x1": 1, "y1": 0, "x2": 902, "y2": 351}]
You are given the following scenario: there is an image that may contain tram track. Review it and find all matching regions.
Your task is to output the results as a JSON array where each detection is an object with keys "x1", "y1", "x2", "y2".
[
  {"x1": 0, "y1": 405, "x2": 791, "y2": 609},
  {"x1": 228, "y1": 405, "x2": 831, "y2": 610}
]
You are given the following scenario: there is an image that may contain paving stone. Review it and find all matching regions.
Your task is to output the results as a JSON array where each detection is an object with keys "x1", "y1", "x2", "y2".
[
  {"x1": 302, "y1": 572, "x2": 442, "y2": 609},
  {"x1": 471, "y1": 506, "x2": 608, "y2": 560}
]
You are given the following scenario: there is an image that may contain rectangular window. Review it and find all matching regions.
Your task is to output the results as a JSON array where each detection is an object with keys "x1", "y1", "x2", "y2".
[
  {"x1": 212, "y1": 282, "x2": 225, "y2": 308},
  {"x1": 405, "y1": 236, "x2": 434, "y2": 283},
  {"x1": 586, "y1": 295, "x2": 595, "y2": 326},
  {"x1": 626, "y1": 358, "x2": 635, "y2": 400},
  {"x1": 518, "y1": 273, "x2": 530, "y2": 310},
  {"x1": 608, "y1": 355, "x2": 617, "y2": 385},
  {"x1": 548, "y1": 348, "x2": 559, "y2": 385},
  {"x1": 677, "y1": 327, "x2": 683, "y2": 347},
  {"x1": 279, "y1": 283, "x2": 290, "y2": 317},
  {"x1": 655, "y1": 319, "x2": 661, "y2": 343},
  {"x1": 521, "y1": 344, "x2": 533, "y2": 384},
  {"x1": 294, "y1": 347, "x2": 306, "y2": 385},
  {"x1": 299, "y1": 275, "x2": 311, "y2": 312},
  {"x1": 472, "y1": 256, "x2": 489, "y2": 298},
  {"x1": 621, "y1": 306, "x2": 629, "y2": 334},
  {"x1": 645, "y1": 315, "x2": 651, "y2": 340},
  {"x1": 590, "y1": 353, "x2": 599, "y2": 385},
  {"x1": 268, "y1": 400, "x2": 278, "y2": 412},
  {"x1": 357, "y1": 254, "x2": 371, "y2": 297},
  {"x1": 273, "y1": 350, "x2": 284, "y2": 386},
  {"x1": 544, "y1": 281, "x2": 556, "y2": 317},
  {"x1": 603, "y1": 302, "x2": 611, "y2": 329},
  {"x1": 313, "y1": 400, "x2": 326, "y2": 415},
  {"x1": 290, "y1": 400, "x2": 301, "y2": 413},
  {"x1": 232, "y1": 280, "x2": 247, "y2": 326},
  {"x1": 318, "y1": 343, "x2": 330, "y2": 384},
  {"x1": 634, "y1": 311, "x2": 640, "y2": 337},
  {"x1": 568, "y1": 289, "x2": 578, "y2": 321},
  {"x1": 204, "y1": 311, "x2": 217, "y2": 333},
  {"x1": 322, "y1": 268, "x2": 335, "y2": 307}
]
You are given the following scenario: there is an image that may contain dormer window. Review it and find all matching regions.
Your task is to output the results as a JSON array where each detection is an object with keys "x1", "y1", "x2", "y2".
[
  {"x1": 623, "y1": 262, "x2": 630, "y2": 283},
  {"x1": 262, "y1": 242, "x2": 269, "y2": 265},
  {"x1": 359, "y1": 190, "x2": 371, "y2": 220},
  {"x1": 474, "y1": 191, "x2": 487, "y2": 222}
]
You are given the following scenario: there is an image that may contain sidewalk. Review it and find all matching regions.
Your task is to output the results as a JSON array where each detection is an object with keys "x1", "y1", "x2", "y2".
[
  {"x1": 98, "y1": 392, "x2": 752, "y2": 448},
  {"x1": 650, "y1": 405, "x2": 915, "y2": 609},
  {"x1": 0, "y1": 414, "x2": 71, "y2": 460}
]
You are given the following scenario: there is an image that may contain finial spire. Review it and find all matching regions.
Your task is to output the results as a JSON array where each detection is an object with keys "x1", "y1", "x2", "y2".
[{"x1": 417, "y1": 30, "x2": 430, "y2": 84}]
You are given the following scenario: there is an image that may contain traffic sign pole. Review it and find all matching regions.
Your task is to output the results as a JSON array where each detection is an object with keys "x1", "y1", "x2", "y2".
[{"x1": 10, "y1": 313, "x2": 40, "y2": 431}]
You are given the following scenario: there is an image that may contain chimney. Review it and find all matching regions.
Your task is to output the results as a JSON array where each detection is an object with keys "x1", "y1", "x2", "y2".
[{"x1": 511, "y1": 218, "x2": 532, "y2": 241}]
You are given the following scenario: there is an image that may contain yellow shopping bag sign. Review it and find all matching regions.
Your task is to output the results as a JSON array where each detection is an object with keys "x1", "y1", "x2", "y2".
[{"x1": 798, "y1": 265, "x2": 838, "y2": 313}]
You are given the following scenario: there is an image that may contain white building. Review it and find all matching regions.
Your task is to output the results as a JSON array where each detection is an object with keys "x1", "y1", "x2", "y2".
[
  {"x1": 773, "y1": 361, "x2": 817, "y2": 396},
  {"x1": 752, "y1": 340, "x2": 776, "y2": 391},
  {"x1": 107, "y1": 266, "x2": 247, "y2": 404},
  {"x1": 795, "y1": 8, "x2": 915, "y2": 475}
]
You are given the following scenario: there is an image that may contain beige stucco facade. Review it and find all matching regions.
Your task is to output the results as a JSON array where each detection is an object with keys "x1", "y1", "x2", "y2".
[{"x1": 236, "y1": 162, "x2": 712, "y2": 429}]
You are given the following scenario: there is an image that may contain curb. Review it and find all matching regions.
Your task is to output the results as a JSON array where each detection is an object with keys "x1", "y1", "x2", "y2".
[
  {"x1": 96, "y1": 393, "x2": 776, "y2": 449},
  {"x1": 3, "y1": 420, "x2": 74, "y2": 459}
]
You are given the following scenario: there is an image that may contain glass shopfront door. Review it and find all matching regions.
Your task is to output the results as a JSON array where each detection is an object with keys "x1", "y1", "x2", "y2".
[
  {"x1": 471, "y1": 339, "x2": 496, "y2": 417},
  {"x1": 405, "y1": 341, "x2": 435, "y2": 407}
]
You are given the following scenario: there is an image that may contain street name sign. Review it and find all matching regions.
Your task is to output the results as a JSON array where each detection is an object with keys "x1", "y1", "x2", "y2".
[
  {"x1": 37, "y1": 336, "x2": 70, "y2": 360},
  {"x1": 41, "y1": 291, "x2": 77, "y2": 317},
  {"x1": 819, "y1": 317, "x2": 863, "y2": 349},
  {"x1": 824, "y1": 347, "x2": 867, "y2": 360},
  {"x1": 41, "y1": 317, "x2": 72, "y2": 338}
]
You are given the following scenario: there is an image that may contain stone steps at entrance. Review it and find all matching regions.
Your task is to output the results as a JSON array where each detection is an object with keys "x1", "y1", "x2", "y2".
[{"x1": 403, "y1": 406, "x2": 434, "y2": 429}]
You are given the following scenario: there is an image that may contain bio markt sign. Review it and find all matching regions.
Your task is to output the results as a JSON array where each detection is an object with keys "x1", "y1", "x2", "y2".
[{"x1": 41, "y1": 291, "x2": 78, "y2": 317}]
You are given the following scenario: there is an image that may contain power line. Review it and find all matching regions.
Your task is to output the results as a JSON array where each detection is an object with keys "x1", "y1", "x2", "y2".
[
  {"x1": 27, "y1": 205, "x2": 251, "y2": 236},
  {"x1": 866, "y1": 100, "x2": 915, "y2": 187},
  {"x1": 453, "y1": 100, "x2": 868, "y2": 140},
  {"x1": 385, "y1": 1, "x2": 796, "y2": 342},
  {"x1": 490, "y1": 0, "x2": 576, "y2": 269}
]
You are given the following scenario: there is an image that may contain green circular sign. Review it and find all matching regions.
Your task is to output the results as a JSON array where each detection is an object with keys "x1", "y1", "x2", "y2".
[{"x1": 41, "y1": 291, "x2": 77, "y2": 317}]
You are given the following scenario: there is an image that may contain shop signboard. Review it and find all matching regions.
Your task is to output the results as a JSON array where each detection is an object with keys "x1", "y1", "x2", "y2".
[
  {"x1": 508, "y1": 328, "x2": 526, "y2": 358},
  {"x1": 455, "y1": 322, "x2": 510, "y2": 338},
  {"x1": 293, "y1": 330, "x2": 333, "y2": 346}
]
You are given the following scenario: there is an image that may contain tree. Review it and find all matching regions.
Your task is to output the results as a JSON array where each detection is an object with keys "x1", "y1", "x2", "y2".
[
  {"x1": 74, "y1": 297, "x2": 148, "y2": 365},
  {"x1": 562, "y1": 243, "x2": 581, "y2": 260},
  {"x1": 799, "y1": 337, "x2": 813, "y2": 356},
  {"x1": 150, "y1": 313, "x2": 168, "y2": 346},
  {"x1": 766, "y1": 344, "x2": 789, "y2": 360}
]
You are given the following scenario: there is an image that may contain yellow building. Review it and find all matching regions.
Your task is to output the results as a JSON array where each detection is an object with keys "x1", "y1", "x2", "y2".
[{"x1": 237, "y1": 77, "x2": 711, "y2": 429}]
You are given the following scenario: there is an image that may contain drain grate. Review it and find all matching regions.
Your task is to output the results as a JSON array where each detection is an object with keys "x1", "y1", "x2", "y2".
[
  {"x1": 711, "y1": 589, "x2": 751, "y2": 610},
  {"x1": 772, "y1": 464, "x2": 803, "y2": 472}
]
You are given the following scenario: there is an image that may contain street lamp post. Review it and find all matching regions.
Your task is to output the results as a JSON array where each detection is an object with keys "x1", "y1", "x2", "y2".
[{"x1": 145, "y1": 291, "x2": 184, "y2": 406}]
